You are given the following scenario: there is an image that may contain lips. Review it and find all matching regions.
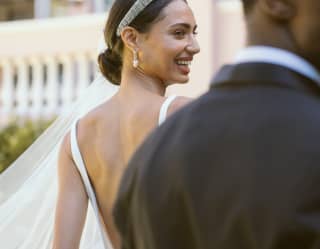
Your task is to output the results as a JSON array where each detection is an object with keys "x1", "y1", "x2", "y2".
[{"x1": 175, "y1": 57, "x2": 193, "y2": 75}]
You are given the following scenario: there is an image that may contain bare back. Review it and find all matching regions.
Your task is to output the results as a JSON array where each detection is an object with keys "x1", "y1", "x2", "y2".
[
  {"x1": 74, "y1": 93, "x2": 178, "y2": 246},
  {"x1": 53, "y1": 87, "x2": 191, "y2": 249}
]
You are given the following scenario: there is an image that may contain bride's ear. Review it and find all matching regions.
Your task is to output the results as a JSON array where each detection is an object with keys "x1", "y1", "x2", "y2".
[{"x1": 120, "y1": 27, "x2": 140, "y2": 52}]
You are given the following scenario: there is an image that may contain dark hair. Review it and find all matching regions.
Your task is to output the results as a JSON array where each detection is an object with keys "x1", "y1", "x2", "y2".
[
  {"x1": 242, "y1": 0, "x2": 256, "y2": 15},
  {"x1": 98, "y1": 0, "x2": 186, "y2": 85}
]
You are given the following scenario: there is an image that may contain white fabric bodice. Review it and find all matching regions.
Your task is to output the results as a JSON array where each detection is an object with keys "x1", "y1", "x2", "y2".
[
  {"x1": 158, "y1": 95, "x2": 177, "y2": 125},
  {"x1": 70, "y1": 95, "x2": 177, "y2": 248}
]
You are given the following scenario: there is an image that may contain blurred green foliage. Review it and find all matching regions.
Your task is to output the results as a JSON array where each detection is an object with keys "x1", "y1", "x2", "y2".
[{"x1": 0, "y1": 119, "x2": 53, "y2": 174}]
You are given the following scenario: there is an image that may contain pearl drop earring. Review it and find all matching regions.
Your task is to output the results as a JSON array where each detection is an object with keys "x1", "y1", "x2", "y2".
[{"x1": 133, "y1": 50, "x2": 139, "y2": 68}]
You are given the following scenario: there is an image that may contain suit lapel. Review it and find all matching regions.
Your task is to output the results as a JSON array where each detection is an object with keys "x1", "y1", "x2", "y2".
[{"x1": 211, "y1": 63, "x2": 320, "y2": 95}]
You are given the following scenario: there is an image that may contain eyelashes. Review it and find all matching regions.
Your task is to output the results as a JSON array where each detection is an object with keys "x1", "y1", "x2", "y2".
[
  {"x1": 174, "y1": 30, "x2": 186, "y2": 38},
  {"x1": 173, "y1": 29, "x2": 198, "y2": 39}
]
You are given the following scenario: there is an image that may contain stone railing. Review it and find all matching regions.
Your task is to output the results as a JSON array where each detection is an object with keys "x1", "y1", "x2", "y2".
[{"x1": 0, "y1": 14, "x2": 107, "y2": 124}]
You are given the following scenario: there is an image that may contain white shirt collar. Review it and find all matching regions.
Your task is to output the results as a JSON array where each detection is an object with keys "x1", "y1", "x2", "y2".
[{"x1": 234, "y1": 46, "x2": 320, "y2": 85}]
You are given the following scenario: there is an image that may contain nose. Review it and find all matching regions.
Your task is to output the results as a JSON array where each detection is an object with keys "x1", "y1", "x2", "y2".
[{"x1": 186, "y1": 35, "x2": 200, "y2": 55}]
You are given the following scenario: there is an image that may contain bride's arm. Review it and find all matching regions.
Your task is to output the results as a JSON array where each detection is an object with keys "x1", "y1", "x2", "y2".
[{"x1": 52, "y1": 133, "x2": 88, "y2": 249}]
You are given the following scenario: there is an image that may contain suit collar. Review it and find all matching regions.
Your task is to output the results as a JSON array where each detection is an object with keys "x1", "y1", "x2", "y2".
[
  {"x1": 210, "y1": 62, "x2": 320, "y2": 95},
  {"x1": 234, "y1": 46, "x2": 320, "y2": 85}
]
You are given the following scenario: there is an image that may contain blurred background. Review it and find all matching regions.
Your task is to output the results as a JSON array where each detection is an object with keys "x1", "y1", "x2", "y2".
[{"x1": 0, "y1": 0, "x2": 246, "y2": 172}]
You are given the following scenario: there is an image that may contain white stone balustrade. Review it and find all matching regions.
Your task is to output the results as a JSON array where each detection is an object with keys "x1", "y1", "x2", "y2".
[{"x1": 0, "y1": 14, "x2": 107, "y2": 125}]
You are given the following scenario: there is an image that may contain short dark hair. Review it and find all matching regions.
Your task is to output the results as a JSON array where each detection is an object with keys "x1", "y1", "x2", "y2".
[
  {"x1": 98, "y1": 0, "x2": 187, "y2": 85},
  {"x1": 242, "y1": 0, "x2": 256, "y2": 14}
]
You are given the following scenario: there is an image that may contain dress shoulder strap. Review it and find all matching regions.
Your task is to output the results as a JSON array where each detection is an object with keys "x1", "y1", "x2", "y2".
[
  {"x1": 158, "y1": 95, "x2": 177, "y2": 126},
  {"x1": 70, "y1": 121, "x2": 113, "y2": 249}
]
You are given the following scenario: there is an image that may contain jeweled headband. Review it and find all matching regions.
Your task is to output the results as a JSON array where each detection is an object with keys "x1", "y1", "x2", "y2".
[{"x1": 116, "y1": 0, "x2": 154, "y2": 36}]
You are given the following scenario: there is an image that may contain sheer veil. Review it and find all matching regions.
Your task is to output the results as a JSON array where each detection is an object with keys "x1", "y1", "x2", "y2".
[{"x1": 0, "y1": 37, "x2": 119, "y2": 249}]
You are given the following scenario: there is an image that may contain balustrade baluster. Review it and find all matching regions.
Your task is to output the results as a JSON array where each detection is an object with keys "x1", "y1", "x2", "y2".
[
  {"x1": 75, "y1": 53, "x2": 90, "y2": 99},
  {"x1": 30, "y1": 57, "x2": 44, "y2": 119},
  {"x1": 90, "y1": 52, "x2": 99, "y2": 78},
  {"x1": 0, "y1": 60, "x2": 14, "y2": 122},
  {"x1": 59, "y1": 55, "x2": 74, "y2": 111},
  {"x1": 44, "y1": 56, "x2": 59, "y2": 117},
  {"x1": 15, "y1": 58, "x2": 29, "y2": 117}
]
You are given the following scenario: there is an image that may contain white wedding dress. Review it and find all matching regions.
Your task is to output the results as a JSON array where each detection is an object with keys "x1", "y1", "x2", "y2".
[{"x1": 0, "y1": 48, "x2": 177, "y2": 248}]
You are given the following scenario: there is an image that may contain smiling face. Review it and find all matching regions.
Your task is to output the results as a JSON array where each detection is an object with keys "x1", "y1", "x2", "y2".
[{"x1": 137, "y1": 0, "x2": 200, "y2": 85}]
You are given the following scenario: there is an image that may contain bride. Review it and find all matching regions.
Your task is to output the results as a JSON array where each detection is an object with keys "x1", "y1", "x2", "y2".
[{"x1": 0, "y1": 0, "x2": 199, "y2": 248}]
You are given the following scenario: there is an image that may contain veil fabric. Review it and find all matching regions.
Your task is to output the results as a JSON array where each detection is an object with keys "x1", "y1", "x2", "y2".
[{"x1": 0, "y1": 70, "x2": 119, "y2": 248}]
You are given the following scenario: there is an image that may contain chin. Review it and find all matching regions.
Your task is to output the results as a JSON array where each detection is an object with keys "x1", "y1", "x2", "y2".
[
  {"x1": 177, "y1": 77, "x2": 190, "y2": 84},
  {"x1": 174, "y1": 75, "x2": 190, "y2": 84},
  {"x1": 164, "y1": 75, "x2": 190, "y2": 85},
  {"x1": 167, "y1": 80, "x2": 189, "y2": 86}
]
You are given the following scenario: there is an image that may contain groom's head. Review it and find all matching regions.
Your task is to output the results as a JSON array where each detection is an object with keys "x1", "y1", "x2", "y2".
[
  {"x1": 241, "y1": 0, "x2": 256, "y2": 15},
  {"x1": 241, "y1": 0, "x2": 320, "y2": 70}
]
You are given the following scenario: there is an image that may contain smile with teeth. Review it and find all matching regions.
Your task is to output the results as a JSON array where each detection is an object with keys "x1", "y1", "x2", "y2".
[{"x1": 176, "y1": 60, "x2": 191, "y2": 66}]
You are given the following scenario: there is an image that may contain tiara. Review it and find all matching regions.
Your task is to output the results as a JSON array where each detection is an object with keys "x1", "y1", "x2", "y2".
[{"x1": 116, "y1": 0, "x2": 154, "y2": 37}]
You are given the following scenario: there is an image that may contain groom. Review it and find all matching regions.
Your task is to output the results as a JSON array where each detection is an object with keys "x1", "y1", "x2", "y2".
[{"x1": 114, "y1": 0, "x2": 320, "y2": 248}]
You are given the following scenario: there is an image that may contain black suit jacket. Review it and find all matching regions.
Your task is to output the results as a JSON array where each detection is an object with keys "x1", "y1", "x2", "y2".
[{"x1": 114, "y1": 63, "x2": 320, "y2": 249}]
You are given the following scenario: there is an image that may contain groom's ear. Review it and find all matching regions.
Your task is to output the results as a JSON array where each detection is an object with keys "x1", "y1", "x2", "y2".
[
  {"x1": 259, "y1": 0, "x2": 295, "y2": 21},
  {"x1": 121, "y1": 27, "x2": 140, "y2": 52}
]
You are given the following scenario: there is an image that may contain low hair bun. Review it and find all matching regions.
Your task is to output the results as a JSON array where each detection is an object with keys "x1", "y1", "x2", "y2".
[{"x1": 98, "y1": 48, "x2": 122, "y2": 85}]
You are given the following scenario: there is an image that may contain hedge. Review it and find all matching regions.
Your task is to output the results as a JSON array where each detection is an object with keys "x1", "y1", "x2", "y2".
[{"x1": 0, "y1": 119, "x2": 53, "y2": 173}]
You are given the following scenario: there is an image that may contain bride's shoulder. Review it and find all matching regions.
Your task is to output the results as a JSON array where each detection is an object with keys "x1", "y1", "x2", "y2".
[
  {"x1": 80, "y1": 96, "x2": 117, "y2": 126},
  {"x1": 69, "y1": 99, "x2": 114, "y2": 143},
  {"x1": 166, "y1": 96, "x2": 193, "y2": 117}
]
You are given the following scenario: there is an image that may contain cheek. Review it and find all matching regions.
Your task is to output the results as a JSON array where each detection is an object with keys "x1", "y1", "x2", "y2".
[
  {"x1": 157, "y1": 41, "x2": 187, "y2": 67},
  {"x1": 305, "y1": 22, "x2": 320, "y2": 52},
  {"x1": 140, "y1": 37, "x2": 188, "y2": 77},
  {"x1": 292, "y1": 6, "x2": 320, "y2": 53},
  {"x1": 291, "y1": 13, "x2": 320, "y2": 69},
  {"x1": 142, "y1": 46, "x2": 176, "y2": 69}
]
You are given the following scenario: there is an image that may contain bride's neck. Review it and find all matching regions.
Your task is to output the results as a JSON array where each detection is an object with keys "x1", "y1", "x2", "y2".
[{"x1": 120, "y1": 67, "x2": 166, "y2": 97}]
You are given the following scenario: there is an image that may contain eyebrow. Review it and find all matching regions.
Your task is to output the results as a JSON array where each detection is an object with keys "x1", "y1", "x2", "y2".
[{"x1": 170, "y1": 23, "x2": 198, "y2": 31}]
